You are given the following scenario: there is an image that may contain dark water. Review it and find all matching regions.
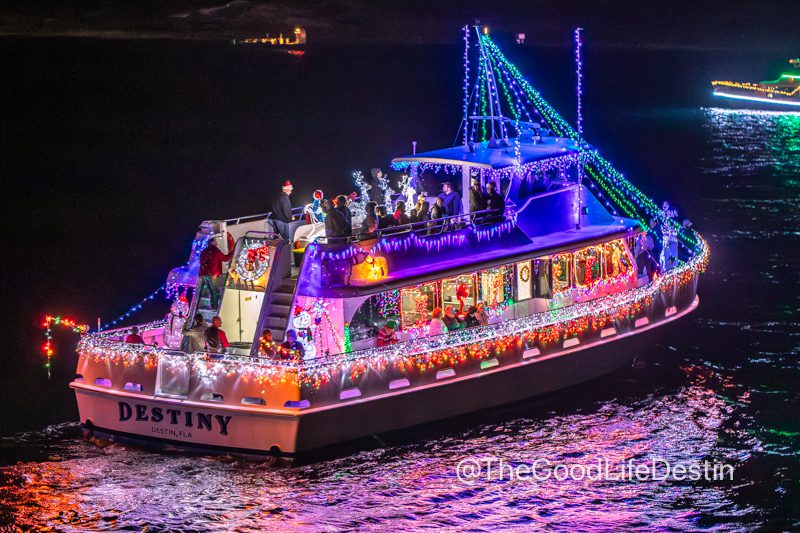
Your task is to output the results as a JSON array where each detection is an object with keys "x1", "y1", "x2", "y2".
[{"x1": 2, "y1": 37, "x2": 799, "y2": 530}]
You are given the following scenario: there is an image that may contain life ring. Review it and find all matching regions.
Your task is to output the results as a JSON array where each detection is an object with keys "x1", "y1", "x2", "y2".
[{"x1": 225, "y1": 231, "x2": 235, "y2": 253}]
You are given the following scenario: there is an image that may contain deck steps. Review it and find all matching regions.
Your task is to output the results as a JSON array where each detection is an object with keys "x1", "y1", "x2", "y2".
[{"x1": 261, "y1": 277, "x2": 298, "y2": 342}]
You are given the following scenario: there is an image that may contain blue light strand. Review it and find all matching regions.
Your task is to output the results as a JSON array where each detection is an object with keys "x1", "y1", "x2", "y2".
[
  {"x1": 574, "y1": 27, "x2": 584, "y2": 138},
  {"x1": 98, "y1": 284, "x2": 167, "y2": 332}
]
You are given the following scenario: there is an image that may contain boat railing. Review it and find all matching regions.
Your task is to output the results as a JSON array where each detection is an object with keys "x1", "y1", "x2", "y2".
[
  {"x1": 224, "y1": 206, "x2": 306, "y2": 227},
  {"x1": 280, "y1": 231, "x2": 709, "y2": 372},
  {"x1": 314, "y1": 206, "x2": 516, "y2": 246}
]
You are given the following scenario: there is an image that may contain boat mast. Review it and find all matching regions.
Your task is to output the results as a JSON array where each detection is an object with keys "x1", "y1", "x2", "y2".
[
  {"x1": 475, "y1": 25, "x2": 505, "y2": 148},
  {"x1": 574, "y1": 27, "x2": 584, "y2": 230}
]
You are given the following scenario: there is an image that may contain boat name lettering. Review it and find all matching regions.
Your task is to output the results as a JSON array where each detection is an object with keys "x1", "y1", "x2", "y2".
[{"x1": 117, "y1": 402, "x2": 231, "y2": 435}]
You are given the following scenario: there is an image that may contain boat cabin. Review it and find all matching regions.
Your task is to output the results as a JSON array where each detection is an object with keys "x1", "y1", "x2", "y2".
[{"x1": 165, "y1": 132, "x2": 644, "y2": 360}]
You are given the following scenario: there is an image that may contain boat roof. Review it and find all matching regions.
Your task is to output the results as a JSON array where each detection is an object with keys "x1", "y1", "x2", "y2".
[
  {"x1": 344, "y1": 220, "x2": 640, "y2": 296},
  {"x1": 391, "y1": 137, "x2": 580, "y2": 170}
]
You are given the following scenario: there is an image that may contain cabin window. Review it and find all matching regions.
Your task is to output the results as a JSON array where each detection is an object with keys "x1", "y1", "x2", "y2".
[
  {"x1": 602, "y1": 240, "x2": 633, "y2": 279},
  {"x1": 400, "y1": 282, "x2": 438, "y2": 327},
  {"x1": 349, "y1": 291, "x2": 400, "y2": 342},
  {"x1": 551, "y1": 254, "x2": 571, "y2": 292},
  {"x1": 533, "y1": 259, "x2": 551, "y2": 298},
  {"x1": 515, "y1": 260, "x2": 533, "y2": 301},
  {"x1": 441, "y1": 274, "x2": 477, "y2": 312},
  {"x1": 574, "y1": 246, "x2": 602, "y2": 287},
  {"x1": 479, "y1": 266, "x2": 512, "y2": 306}
]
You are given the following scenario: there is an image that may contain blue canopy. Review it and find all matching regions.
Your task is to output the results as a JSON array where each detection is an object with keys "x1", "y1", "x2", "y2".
[{"x1": 391, "y1": 137, "x2": 580, "y2": 170}]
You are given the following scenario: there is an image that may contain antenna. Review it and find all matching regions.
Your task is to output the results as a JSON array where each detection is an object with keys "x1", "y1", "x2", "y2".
[{"x1": 574, "y1": 27, "x2": 584, "y2": 230}]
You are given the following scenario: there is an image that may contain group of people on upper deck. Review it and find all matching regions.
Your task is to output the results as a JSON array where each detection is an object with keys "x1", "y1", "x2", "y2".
[{"x1": 269, "y1": 169, "x2": 507, "y2": 242}]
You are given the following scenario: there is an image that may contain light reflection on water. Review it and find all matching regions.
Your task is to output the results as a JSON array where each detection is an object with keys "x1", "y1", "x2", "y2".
[
  {"x1": 702, "y1": 107, "x2": 800, "y2": 177},
  {"x1": 0, "y1": 382, "x2": 755, "y2": 531}
]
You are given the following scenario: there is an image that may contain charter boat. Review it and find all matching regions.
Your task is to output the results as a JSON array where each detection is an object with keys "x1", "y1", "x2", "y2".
[
  {"x1": 712, "y1": 58, "x2": 800, "y2": 109},
  {"x1": 71, "y1": 28, "x2": 708, "y2": 456}
]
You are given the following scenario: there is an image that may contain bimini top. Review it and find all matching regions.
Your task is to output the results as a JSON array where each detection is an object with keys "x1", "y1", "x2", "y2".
[{"x1": 391, "y1": 136, "x2": 581, "y2": 171}]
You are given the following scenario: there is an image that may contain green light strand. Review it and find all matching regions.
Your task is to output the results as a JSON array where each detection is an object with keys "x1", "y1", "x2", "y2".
[{"x1": 483, "y1": 36, "x2": 696, "y2": 248}]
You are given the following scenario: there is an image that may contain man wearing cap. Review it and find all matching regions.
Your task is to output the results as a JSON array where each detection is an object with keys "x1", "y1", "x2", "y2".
[
  {"x1": 469, "y1": 177, "x2": 487, "y2": 213},
  {"x1": 484, "y1": 181, "x2": 505, "y2": 223},
  {"x1": 271, "y1": 180, "x2": 294, "y2": 240}
]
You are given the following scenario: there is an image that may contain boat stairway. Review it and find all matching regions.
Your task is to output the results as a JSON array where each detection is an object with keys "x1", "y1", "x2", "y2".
[
  {"x1": 261, "y1": 277, "x2": 297, "y2": 342},
  {"x1": 195, "y1": 296, "x2": 218, "y2": 323}
]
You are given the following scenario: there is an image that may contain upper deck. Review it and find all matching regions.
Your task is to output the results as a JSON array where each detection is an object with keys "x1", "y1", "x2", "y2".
[{"x1": 295, "y1": 185, "x2": 640, "y2": 299}]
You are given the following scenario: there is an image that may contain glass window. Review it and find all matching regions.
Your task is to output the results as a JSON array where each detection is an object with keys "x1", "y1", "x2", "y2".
[
  {"x1": 534, "y1": 259, "x2": 551, "y2": 298},
  {"x1": 516, "y1": 260, "x2": 533, "y2": 301},
  {"x1": 441, "y1": 274, "x2": 477, "y2": 312},
  {"x1": 348, "y1": 291, "x2": 400, "y2": 342},
  {"x1": 574, "y1": 246, "x2": 602, "y2": 287},
  {"x1": 479, "y1": 266, "x2": 511, "y2": 306},
  {"x1": 551, "y1": 254, "x2": 571, "y2": 293},
  {"x1": 603, "y1": 239, "x2": 633, "y2": 279},
  {"x1": 400, "y1": 282, "x2": 438, "y2": 327}
]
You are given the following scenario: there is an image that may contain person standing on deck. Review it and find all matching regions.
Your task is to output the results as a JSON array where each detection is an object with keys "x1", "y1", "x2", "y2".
[
  {"x1": 410, "y1": 193, "x2": 429, "y2": 223},
  {"x1": 334, "y1": 195, "x2": 353, "y2": 236},
  {"x1": 394, "y1": 200, "x2": 410, "y2": 225},
  {"x1": 484, "y1": 181, "x2": 505, "y2": 223},
  {"x1": 440, "y1": 182, "x2": 462, "y2": 220},
  {"x1": 271, "y1": 180, "x2": 294, "y2": 240},
  {"x1": 469, "y1": 177, "x2": 487, "y2": 213},
  {"x1": 369, "y1": 168, "x2": 385, "y2": 205},
  {"x1": 125, "y1": 326, "x2": 145, "y2": 344},
  {"x1": 258, "y1": 329, "x2": 277, "y2": 358},
  {"x1": 198, "y1": 237, "x2": 233, "y2": 311},
  {"x1": 636, "y1": 220, "x2": 660, "y2": 281},
  {"x1": 376, "y1": 205, "x2": 398, "y2": 229},
  {"x1": 280, "y1": 329, "x2": 305, "y2": 360},
  {"x1": 204, "y1": 316, "x2": 230, "y2": 353},
  {"x1": 362, "y1": 201, "x2": 379, "y2": 234},
  {"x1": 323, "y1": 199, "x2": 348, "y2": 240}
]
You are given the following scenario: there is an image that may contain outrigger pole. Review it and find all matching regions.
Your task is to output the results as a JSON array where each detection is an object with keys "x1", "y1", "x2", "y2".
[{"x1": 574, "y1": 27, "x2": 585, "y2": 230}]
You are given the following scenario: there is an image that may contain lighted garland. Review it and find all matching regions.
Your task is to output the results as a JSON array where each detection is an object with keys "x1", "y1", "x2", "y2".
[
  {"x1": 375, "y1": 290, "x2": 401, "y2": 318},
  {"x1": 293, "y1": 236, "x2": 706, "y2": 390},
  {"x1": 234, "y1": 242, "x2": 271, "y2": 281},
  {"x1": 711, "y1": 80, "x2": 800, "y2": 97},
  {"x1": 479, "y1": 34, "x2": 699, "y2": 250},
  {"x1": 77, "y1": 234, "x2": 708, "y2": 391},
  {"x1": 43, "y1": 315, "x2": 88, "y2": 377}
]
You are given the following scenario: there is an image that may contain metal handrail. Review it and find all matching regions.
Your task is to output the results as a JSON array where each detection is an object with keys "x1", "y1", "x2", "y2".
[
  {"x1": 225, "y1": 206, "x2": 306, "y2": 226},
  {"x1": 315, "y1": 206, "x2": 514, "y2": 246}
]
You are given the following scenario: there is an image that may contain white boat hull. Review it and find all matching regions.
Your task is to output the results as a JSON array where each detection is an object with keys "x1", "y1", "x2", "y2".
[{"x1": 72, "y1": 296, "x2": 698, "y2": 455}]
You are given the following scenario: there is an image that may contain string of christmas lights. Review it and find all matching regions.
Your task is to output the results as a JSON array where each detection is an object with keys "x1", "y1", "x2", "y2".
[
  {"x1": 42, "y1": 315, "x2": 88, "y2": 378},
  {"x1": 77, "y1": 234, "x2": 708, "y2": 391}
]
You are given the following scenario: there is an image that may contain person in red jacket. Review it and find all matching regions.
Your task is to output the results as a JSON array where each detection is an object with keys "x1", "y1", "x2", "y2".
[
  {"x1": 125, "y1": 326, "x2": 145, "y2": 344},
  {"x1": 198, "y1": 237, "x2": 233, "y2": 310},
  {"x1": 204, "y1": 316, "x2": 230, "y2": 353}
]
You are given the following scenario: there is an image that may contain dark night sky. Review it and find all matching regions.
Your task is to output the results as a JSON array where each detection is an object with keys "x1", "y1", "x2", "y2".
[{"x1": 0, "y1": 0, "x2": 797, "y2": 51}]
